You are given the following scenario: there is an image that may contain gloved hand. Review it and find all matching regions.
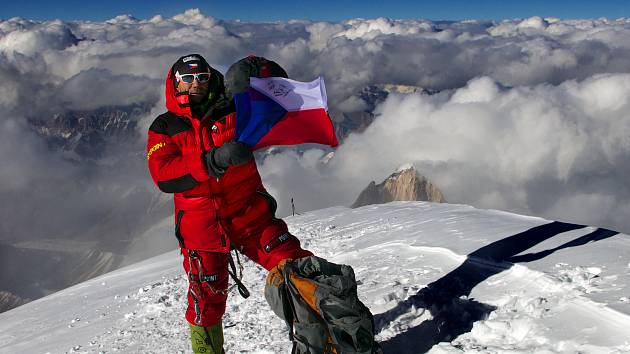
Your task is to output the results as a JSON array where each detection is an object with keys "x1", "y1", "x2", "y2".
[{"x1": 206, "y1": 141, "x2": 253, "y2": 178}]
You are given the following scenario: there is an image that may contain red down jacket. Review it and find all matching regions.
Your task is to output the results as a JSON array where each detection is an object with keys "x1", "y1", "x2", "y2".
[{"x1": 146, "y1": 68, "x2": 276, "y2": 253}]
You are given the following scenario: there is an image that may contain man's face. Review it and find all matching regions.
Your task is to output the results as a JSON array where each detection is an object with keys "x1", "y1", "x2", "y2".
[{"x1": 176, "y1": 75, "x2": 210, "y2": 104}]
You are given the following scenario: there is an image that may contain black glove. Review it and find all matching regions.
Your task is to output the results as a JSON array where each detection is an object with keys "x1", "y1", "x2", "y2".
[{"x1": 205, "y1": 141, "x2": 253, "y2": 178}]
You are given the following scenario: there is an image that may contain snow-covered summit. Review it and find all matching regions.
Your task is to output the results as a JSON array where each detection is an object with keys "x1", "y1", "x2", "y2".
[{"x1": 1, "y1": 202, "x2": 629, "y2": 353}]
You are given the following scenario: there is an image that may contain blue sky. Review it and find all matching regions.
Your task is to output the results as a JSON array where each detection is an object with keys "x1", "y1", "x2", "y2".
[{"x1": 2, "y1": 0, "x2": 630, "y2": 22}]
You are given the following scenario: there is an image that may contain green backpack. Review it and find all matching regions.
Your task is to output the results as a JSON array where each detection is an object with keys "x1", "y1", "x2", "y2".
[{"x1": 265, "y1": 256, "x2": 382, "y2": 354}]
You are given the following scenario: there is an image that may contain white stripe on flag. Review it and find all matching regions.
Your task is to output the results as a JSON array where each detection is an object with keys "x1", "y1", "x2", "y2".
[{"x1": 250, "y1": 77, "x2": 328, "y2": 112}]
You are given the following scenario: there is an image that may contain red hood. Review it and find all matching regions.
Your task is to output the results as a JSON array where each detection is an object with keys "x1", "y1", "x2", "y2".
[{"x1": 165, "y1": 69, "x2": 194, "y2": 119}]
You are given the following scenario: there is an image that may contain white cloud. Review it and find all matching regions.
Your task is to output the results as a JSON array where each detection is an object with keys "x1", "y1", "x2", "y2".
[
  {"x1": 171, "y1": 8, "x2": 219, "y2": 27},
  {"x1": 58, "y1": 69, "x2": 161, "y2": 110},
  {"x1": 0, "y1": 19, "x2": 78, "y2": 55},
  {"x1": 260, "y1": 73, "x2": 630, "y2": 234},
  {"x1": 334, "y1": 17, "x2": 429, "y2": 40},
  {"x1": 1, "y1": 10, "x2": 630, "y2": 253},
  {"x1": 451, "y1": 77, "x2": 501, "y2": 103},
  {"x1": 5, "y1": 13, "x2": 630, "y2": 112}
]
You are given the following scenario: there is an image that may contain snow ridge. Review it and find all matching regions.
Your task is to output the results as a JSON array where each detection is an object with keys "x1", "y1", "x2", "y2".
[{"x1": 1, "y1": 202, "x2": 629, "y2": 353}]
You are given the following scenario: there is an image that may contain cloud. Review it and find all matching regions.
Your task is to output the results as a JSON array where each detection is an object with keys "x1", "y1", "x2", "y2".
[
  {"x1": 58, "y1": 69, "x2": 161, "y2": 110},
  {"x1": 0, "y1": 19, "x2": 78, "y2": 55},
  {"x1": 1, "y1": 10, "x2": 630, "y2": 259},
  {"x1": 333, "y1": 17, "x2": 432, "y2": 40},
  {"x1": 0, "y1": 117, "x2": 71, "y2": 191},
  {"x1": 5, "y1": 13, "x2": 630, "y2": 113},
  {"x1": 259, "y1": 73, "x2": 630, "y2": 234},
  {"x1": 336, "y1": 95, "x2": 368, "y2": 112}
]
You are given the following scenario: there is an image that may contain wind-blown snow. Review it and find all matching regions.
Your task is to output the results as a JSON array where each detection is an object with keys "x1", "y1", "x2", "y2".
[{"x1": 1, "y1": 202, "x2": 629, "y2": 353}]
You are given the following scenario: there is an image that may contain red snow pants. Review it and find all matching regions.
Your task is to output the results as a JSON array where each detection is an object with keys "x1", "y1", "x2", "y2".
[{"x1": 182, "y1": 219, "x2": 312, "y2": 326}]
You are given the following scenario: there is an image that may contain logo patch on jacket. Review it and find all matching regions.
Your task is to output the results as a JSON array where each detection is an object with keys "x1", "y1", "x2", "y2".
[
  {"x1": 200, "y1": 273, "x2": 219, "y2": 283},
  {"x1": 264, "y1": 232, "x2": 293, "y2": 253},
  {"x1": 147, "y1": 142, "x2": 166, "y2": 160}
]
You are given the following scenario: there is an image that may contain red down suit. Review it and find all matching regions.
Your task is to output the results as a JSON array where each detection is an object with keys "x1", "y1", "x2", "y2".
[{"x1": 147, "y1": 68, "x2": 311, "y2": 326}]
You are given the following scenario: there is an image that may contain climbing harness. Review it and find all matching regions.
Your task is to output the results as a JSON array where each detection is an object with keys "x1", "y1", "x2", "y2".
[{"x1": 186, "y1": 248, "x2": 250, "y2": 324}]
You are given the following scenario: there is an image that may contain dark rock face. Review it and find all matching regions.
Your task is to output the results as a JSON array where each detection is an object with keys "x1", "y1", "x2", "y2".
[
  {"x1": 352, "y1": 167, "x2": 446, "y2": 208},
  {"x1": 28, "y1": 104, "x2": 151, "y2": 160},
  {"x1": 0, "y1": 291, "x2": 28, "y2": 313}
]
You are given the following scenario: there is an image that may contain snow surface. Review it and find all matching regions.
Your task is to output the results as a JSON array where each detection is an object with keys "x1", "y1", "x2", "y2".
[{"x1": 1, "y1": 201, "x2": 629, "y2": 353}]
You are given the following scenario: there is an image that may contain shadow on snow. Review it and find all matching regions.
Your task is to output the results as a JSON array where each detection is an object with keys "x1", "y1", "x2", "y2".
[{"x1": 375, "y1": 221, "x2": 619, "y2": 353}]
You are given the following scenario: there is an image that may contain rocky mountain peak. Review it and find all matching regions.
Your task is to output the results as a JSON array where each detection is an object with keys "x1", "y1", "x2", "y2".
[{"x1": 352, "y1": 166, "x2": 446, "y2": 208}]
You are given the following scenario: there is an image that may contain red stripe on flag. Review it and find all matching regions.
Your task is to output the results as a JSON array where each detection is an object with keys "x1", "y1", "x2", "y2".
[{"x1": 254, "y1": 108, "x2": 339, "y2": 150}]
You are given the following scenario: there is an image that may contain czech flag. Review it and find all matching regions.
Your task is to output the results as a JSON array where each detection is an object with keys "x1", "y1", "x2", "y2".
[{"x1": 234, "y1": 76, "x2": 339, "y2": 150}]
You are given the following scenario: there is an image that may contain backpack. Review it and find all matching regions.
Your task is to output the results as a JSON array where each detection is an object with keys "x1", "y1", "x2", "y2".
[
  {"x1": 265, "y1": 256, "x2": 382, "y2": 354},
  {"x1": 204, "y1": 55, "x2": 288, "y2": 120},
  {"x1": 224, "y1": 55, "x2": 289, "y2": 99}
]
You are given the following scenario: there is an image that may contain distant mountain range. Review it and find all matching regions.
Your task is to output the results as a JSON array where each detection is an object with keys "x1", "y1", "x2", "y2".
[
  {"x1": 0, "y1": 240, "x2": 125, "y2": 313},
  {"x1": 27, "y1": 104, "x2": 151, "y2": 161}
]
